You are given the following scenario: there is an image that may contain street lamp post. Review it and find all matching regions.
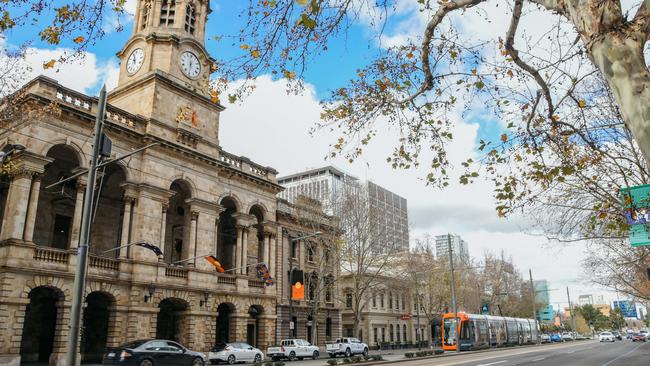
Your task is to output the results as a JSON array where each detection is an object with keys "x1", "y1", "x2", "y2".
[
  {"x1": 447, "y1": 234, "x2": 460, "y2": 353},
  {"x1": 288, "y1": 232, "x2": 321, "y2": 338}
]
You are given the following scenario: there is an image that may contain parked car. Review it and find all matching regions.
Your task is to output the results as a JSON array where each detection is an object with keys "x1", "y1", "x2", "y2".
[
  {"x1": 631, "y1": 333, "x2": 647, "y2": 342},
  {"x1": 599, "y1": 332, "x2": 615, "y2": 342},
  {"x1": 561, "y1": 332, "x2": 574, "y2": 341},
  {"x1": 102, "y1": 339, "x2": 205, "y2": 366},
  {"x1": 208, "y1": 343, "x2": 263, "y2": 364},
  {"x1": 639, "y1": 330, "x2": 649, "y2": 340},
  {"x1": 266, "y1": 339, "x2": 320, "y2": 361},
  {"x1": 540, "y1": 334, "x2": 551, "y2": 343},
  {"x1": 612, "y1": 331, "x2": 622, "y2": 340},
  {"x1": 325, "y1": 338, "x2": 368, "y2": 358},
  {"x1": 550, "y1": 333, "x2": 563, "y2": 343}
]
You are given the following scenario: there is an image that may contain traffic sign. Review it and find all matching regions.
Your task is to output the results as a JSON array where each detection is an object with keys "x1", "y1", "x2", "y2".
[{"x1": 620, "y1": 184, "x2": 650, "y2": 247}]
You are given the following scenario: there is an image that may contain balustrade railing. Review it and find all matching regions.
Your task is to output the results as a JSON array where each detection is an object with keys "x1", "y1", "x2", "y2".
[
  {"x1": 89, "y1": 255, "x2": 119, "y2": 271},
  {"x1": 248, "y1": 279, "x2": 266, "y2": 288},
  {"x1": 33, "y1": 247, "x2": 69, "y2": 264},
  {"x1": 217, "y1": 275, "x2": 237, "y2": 286},
  {"x1": 165, "y1": 266, "x2": 189, "y2": 279},
  {"x1": 56, "y1": 89, "x2": 91, "y2": 111}
]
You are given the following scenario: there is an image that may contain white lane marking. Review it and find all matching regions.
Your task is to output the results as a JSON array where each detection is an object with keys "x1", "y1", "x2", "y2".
[
  {"x1": 531, "y1": 358, "x2": 545, "y2": 362},
  {"x1": 566, "y1": 350, "x2": 575, "y2": 354},
  {"x1": 601, "y1": 342, "x2": 647, "y2": 366},
  {"x1": 476, "y1": 361, "x2": 507, "y2": 366}
]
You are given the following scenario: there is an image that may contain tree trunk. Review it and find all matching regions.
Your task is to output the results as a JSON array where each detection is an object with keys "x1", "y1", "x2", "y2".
[{"x1": 590, "y1": 33, "x2": 650, "y2": 165}]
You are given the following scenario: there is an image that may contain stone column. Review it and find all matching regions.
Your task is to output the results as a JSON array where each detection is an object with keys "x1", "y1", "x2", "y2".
[
  {"x1": 119, "y1": 197, "x2": 134, "y2": 258},
  {"x1": 263, "y1": 234, "x2": 270, "y2": 266},
  {"x1": 213, "y1": 218, "x2": 219, "y2": 256},
  {"x1": 187, "y1": 211, "x2": 198, "y2": 267},
  {"x1": 269, "y1": 234, "x2": 276, "y2": 277},
  {"x1": 229, "y1": 313, "x2": 249, "y2": 342},
  {"x1": 69, "y1": 181, "x2": 85, "y2": 249},
  {"x1": 22, "y1": 174, "x2": 41, "y2": 242},
  {"x1": 241, "y1": 228, "x2": 248, "y2": 275},
  {"x1": 235, "y1": 226, "x2": 243, "y2": 273},
  {"x1": 0, "y1": 170, "x2": 33, "y2": 241},
  {"x1": 299, "y1": 239, "x2": 305, "y2": 270},
  {"x1": 158, "y1": 203, "x2": 169, "y2": 253}
]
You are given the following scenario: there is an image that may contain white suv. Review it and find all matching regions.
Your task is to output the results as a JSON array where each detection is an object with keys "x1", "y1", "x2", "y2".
[
  {"x1": 266, "y1": 339, "x2": 320, "y2": 361},
  {"x1": 326, "y1": 338, "x2": 368, "y2": 358}
]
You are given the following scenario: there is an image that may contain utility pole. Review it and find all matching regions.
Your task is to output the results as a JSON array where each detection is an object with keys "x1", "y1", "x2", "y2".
[
  {"x1": 65, "y1": 85, "x2": 107, "y2": 366},
  {"x1": 529, "y1": 269, "x2": 538, "y2": 343},
  {"x1": 566, "y1": 287, "x2": 577, "y2": 337},
  {"x1": 415, "y1": 289, "x2": 421, "y2": 350},
  {"x1": 447, "y1": 234, "x2": 460, "y2": 353}
]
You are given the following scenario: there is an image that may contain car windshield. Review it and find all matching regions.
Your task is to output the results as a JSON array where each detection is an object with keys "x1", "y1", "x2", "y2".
[{"x1": 444, "y1": 318, "x2": 458, "y2": 345}]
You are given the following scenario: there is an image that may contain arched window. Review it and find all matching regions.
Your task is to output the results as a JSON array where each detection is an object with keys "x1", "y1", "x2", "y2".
[
  {"x1": 185, "y1": 3, "x2": 196, "y2": 34},
  {"x1": 141, "y1": 0, "x2": 152, "y2": 30},
  {"x1": 160, "y1": 0, "x2": 176, "y2": 26}
]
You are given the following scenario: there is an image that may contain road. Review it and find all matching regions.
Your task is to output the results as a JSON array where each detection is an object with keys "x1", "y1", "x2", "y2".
[
  {"x1": 372, "y1": 340, "x2": 650, "y2": 366},
  {"x1": 265, "y1": 340, "x2": 649, "y2": 366}
]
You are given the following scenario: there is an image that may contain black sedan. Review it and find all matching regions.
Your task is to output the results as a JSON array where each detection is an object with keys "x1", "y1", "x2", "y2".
[{"x1": 103, "y1": 339, "x2": 205, "y2": 366}]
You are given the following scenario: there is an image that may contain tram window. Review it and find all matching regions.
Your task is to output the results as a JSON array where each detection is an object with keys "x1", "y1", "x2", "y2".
[{"x1": 443, "y1": 318, "x2": 458, "y2": 345}]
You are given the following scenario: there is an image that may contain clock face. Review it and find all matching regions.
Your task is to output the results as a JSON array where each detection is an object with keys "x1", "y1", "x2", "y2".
[
  {"x1": 180, "y1": 51, "x2": 201, "y2": 78},
  {"x1": 126, "y1": 48, "x2": 145, "y2": 75}
]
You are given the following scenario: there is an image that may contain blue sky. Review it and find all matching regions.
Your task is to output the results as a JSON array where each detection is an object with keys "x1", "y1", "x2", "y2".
[{"x1": 2, "y1": 0, "x2": 624, "y2": 307}]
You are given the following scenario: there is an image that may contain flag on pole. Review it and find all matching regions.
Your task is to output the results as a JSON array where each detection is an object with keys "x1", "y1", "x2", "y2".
[
  {"x1": 291, "y1": 269, "x2": 305, "y2": 300},
  {"x1": 205, "y1": 255, "x2": 226, "y2": 273},
  {"x1": 135, "y1": 241, "x2": 163, "y2": 256},
  {"x1": 256, "y1": 263, "x2": 274, "y2": 286}
]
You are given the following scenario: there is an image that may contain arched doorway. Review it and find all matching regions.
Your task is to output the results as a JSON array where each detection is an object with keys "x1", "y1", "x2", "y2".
[
  {"x1": 217, "y1": 197, "x2": 238, "y2": 270},
  {"x1": 90, "y1": 165, "x2": 127, "y2": 256},
  {"x1": 215, "y1": 303, "x2": 235, "y2": 344},
  {"x1": 33, "y1": 145, "x2": 80, "y2": 249},
  {"x1": 156, "y1": 298, "x2": 189, "y2": 344},
  {"x1": 20, "y1": 286, "x2": 62, "y2": 364},
  {"x1": 247, "y1": 305, "x2": 264, "y2": 348},
  {"x1": 81, "y1": 292, "x2": 114, "y2": 363},
  {"x1": 165, "y1": 181, "x2": 192, "y2": 264}
]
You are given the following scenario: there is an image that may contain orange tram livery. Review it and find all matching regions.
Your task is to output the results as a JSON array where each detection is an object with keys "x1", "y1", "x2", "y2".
[{"x1": 442, "y1": 312, "x2": 539, "y2": 351}]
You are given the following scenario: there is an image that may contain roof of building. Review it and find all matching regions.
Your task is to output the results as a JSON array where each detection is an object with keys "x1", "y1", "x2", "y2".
[{"x1": 278, "y1": 165, "x2": 358, "y2": 182}]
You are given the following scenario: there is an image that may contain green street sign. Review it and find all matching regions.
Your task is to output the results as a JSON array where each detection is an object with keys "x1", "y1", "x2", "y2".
[{"x1": 620, "y1": 184, "x2": 650, "y2": 247}]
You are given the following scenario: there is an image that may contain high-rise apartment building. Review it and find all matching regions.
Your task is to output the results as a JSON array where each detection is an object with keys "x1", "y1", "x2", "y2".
[
  {"x1": 435, "y1": 234, "x2": 470, "y2": 263},
  {"x1": 533, "y1": 280, "x2": 551, "y2": 304},
  {"x1": 278, "y1": 166, "x2": 410, "y2": 253}
]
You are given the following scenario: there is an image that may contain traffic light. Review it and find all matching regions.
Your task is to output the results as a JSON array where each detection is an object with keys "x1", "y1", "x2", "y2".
[{"x1": 481, "y1": 302, "x2": 489, "y2": 315}]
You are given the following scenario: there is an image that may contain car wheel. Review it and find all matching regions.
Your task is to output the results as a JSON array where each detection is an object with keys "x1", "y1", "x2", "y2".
[
  {"x1": 345, "y1": 348, "x2": 351, "y2": 358},
  {"x1": 329, "y1": 354, "x2": 336, "y2": 358},
  {"x1": 362, "y1": 348, "x2": 368, "y2": 357},
  {"x1": 139, "y1": 359, "x2": 154, "y2": 366},
  {"x1": 192, "y1": 357, "x2": 205, "y2": 366},
  {"x1": 312, "y1": 351, "x2": 319, "y2": 360},
  {"x1": 227, "y1": 355, "x2": 236, "y2": 365},
  {"x1": 254, "y1": 354, "x2": 262, "y2": 364},
  {"x1": 289, "y1": 351, "x2": 297, "y2": 361}
]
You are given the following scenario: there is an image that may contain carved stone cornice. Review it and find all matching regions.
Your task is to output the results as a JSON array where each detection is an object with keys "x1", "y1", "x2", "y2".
[
  {"x1": 232, "y1": 212, "x2": 256, "y2": 227},
  {"x1": 185, "y1": 198, "x2": 224, "y2": 215},
  {"x1": 9, "y1": 151, "x2": 53, "y2": 177}
]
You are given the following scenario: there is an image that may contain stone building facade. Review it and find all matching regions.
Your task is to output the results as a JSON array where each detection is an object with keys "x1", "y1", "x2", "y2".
[
  {"x1": 274, "y1": 198, "x2": 342, "y2": 347},
  {"x1": 339, "y1": 273, "x2": 436, "y2": 349},
  {"x1": 0, "y1": 1, "x2": 329, "y2": 365}
]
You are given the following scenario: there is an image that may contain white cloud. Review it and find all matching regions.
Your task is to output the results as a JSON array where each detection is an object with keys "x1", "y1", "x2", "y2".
[
  {"x1": 16, "y1": 47, "x2": 119, "y2": 94},
  {"x1": 219, "y1": 74, "x2": 617, "y2": 307}
]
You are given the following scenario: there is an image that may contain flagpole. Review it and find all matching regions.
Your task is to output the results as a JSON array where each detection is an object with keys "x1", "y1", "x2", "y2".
[{"x1": 173, "y1": 255, "x2": 266, "y2": 274}]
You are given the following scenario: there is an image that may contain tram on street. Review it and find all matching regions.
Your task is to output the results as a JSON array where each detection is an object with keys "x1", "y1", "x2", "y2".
[{"x1": 441, "y1": 312, "x2": 539, "y2": 351}]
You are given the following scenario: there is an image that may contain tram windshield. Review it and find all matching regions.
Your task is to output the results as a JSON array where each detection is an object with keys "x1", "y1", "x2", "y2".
[{"x1": 444, "y1": 318, "x2": 458, "y2": 345}]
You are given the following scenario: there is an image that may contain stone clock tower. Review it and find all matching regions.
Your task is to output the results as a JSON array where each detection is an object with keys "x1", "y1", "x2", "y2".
[{"x1": 109, "y1": 0, "x2": 222, "y2": 153}]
